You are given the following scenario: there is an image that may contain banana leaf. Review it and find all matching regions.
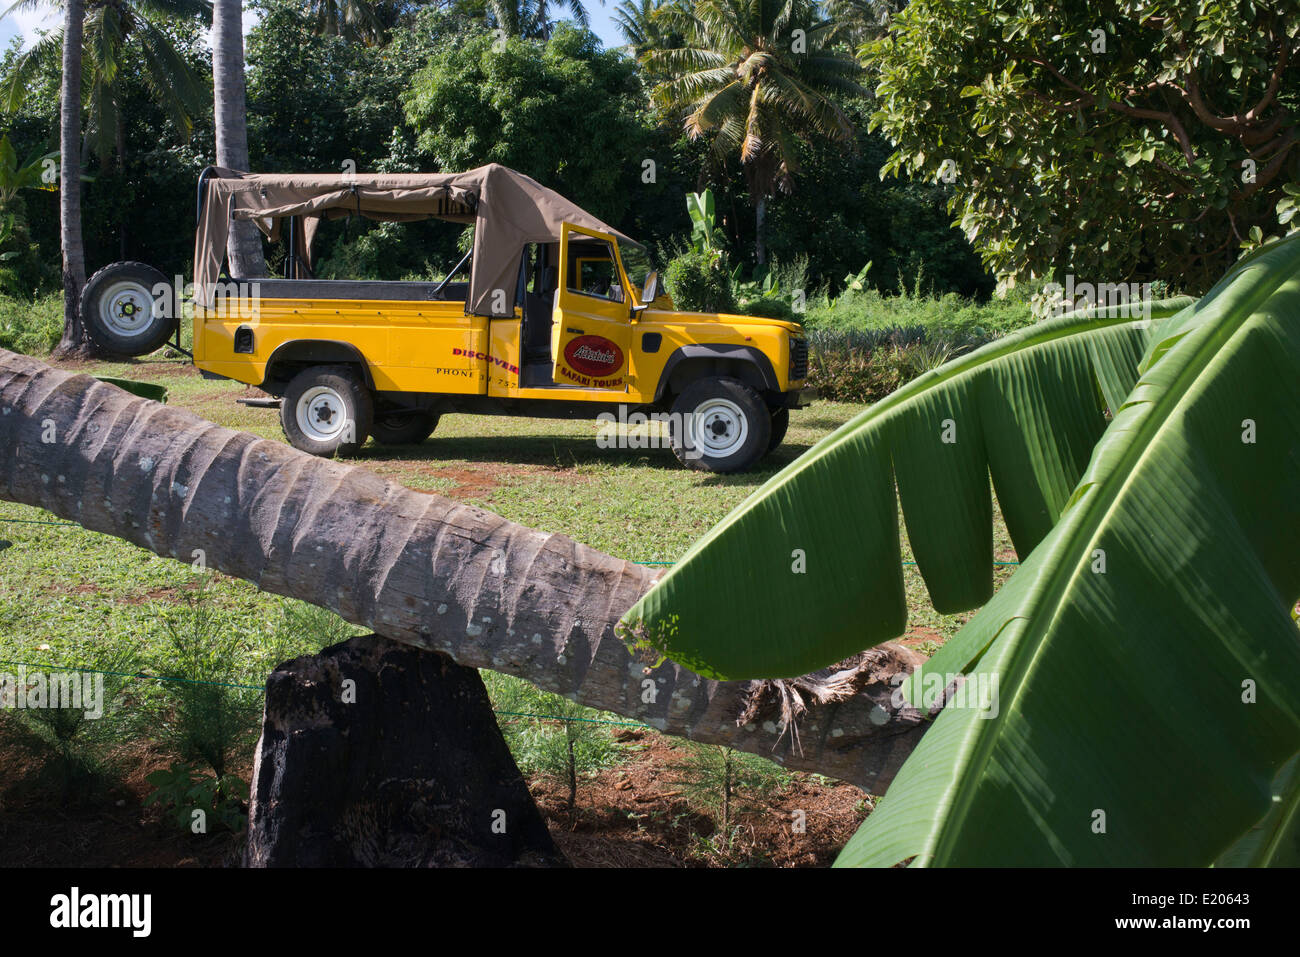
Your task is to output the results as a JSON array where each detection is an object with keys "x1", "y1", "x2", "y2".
[
  {"x1": 835, "y1": 236, "x2": 1300, "y2": 865},
  {"x1": 619, "y1": 296, "x2": 1194, "y2": 679}
]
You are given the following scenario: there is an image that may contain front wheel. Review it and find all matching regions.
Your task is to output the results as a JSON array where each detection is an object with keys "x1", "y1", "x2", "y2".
[
  {"x1": 669, "y1": 377, "x2": 771, "y2": 473},
  {"x1": 280, "y1": 365, "x2": 373, "y2": 458}
]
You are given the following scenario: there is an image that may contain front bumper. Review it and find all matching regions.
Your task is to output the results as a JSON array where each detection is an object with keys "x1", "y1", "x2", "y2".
[{"x1": 783, "y1": 387, "x2": 817, "y2": 409}]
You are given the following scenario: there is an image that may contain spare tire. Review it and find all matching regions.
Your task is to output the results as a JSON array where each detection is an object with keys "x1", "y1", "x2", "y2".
[{"x1": 80, "y1": 261, "x2": 175, "y2": 356}]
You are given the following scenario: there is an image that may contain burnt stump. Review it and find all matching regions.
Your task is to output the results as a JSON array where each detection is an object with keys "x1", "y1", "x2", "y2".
[{"x1": 244, "y1": 634, "x2": 566, "y2": 867}]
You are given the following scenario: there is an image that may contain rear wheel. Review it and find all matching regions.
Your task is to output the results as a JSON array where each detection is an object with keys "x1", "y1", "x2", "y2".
[
  {"x1": 669, "y1": 376, "x2": 770, "y2": 473},
  {"x1": 280, "y1": 365, "x2": 373, "y2": 458},
  {"x1": 369, "y1": 409, "x2": 439, "y2": 446},
  {"x1": 80, "y1": 261, "x2": 174, "y2": 356}
]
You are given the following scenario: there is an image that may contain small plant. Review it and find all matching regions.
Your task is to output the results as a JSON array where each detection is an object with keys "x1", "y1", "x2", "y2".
[
  {"x1": 147, "y1": 577, "x2": 262, "y2": 781},
  {"x1": 144, "y1": 761, "x2": 249, "y2": 833},
  {"x1": 671, "y1": 742, "x2": 791, "y2": 838}
]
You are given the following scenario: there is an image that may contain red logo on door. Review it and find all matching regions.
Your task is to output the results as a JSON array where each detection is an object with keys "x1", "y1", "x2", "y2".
[{"x1": 564, "y1": 335, "x2": 624, "y2": 377}]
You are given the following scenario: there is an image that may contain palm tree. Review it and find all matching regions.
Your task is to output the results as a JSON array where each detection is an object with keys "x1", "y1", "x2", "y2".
[
  {"x1": 487, "y1": 0, "x2": 598, "y2": 39},
  {"x1": 211, "y1": 0, "x2": 264, "y2": 278},
  {"x1": 612, "y1": 0, "x2": 685, "y2": 57},
  {"x1": 624, "y1": 237, "x2": 1300, "y2": 864},
  {"x1": 302, "y1": 0, "x2": 407, "y2": 44},
  {"x1": 647, "y1": 0, "x2": 865, "y2": 262},
  {"x1": 2, "y1": 0, "x2": 209, "y2": 167},
  {"x1": 2, "y1": 0, "x2": 211, "y2": 259},
  {"x1": 0, "y1": 344, "x2": 925, "y2": 793},
  {"x1": 55, "y1": 0, "x2": 87, "y2": 356}
]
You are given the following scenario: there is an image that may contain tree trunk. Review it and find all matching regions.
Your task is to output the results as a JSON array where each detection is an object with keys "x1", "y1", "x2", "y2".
[
  {"x1": 53, "y1": 0, "x2": 90, "y2": 360},
  {"x1": 116, "y1": 118, "x2": 128, "y2": 261},
  {"x1": 212, "y1": 0, "x2": 265, "y2": 279},
  {"x1": 0, "y1": 349, "x2": 928, "y2": 793},
  {"x1": 245, "y1": 634, "x2": 567, "y2": 867},
  {"x1": 754, "y1": 195, "x2": 767, "y2": 266}
]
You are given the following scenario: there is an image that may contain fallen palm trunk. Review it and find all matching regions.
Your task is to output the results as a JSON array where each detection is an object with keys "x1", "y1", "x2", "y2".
[{"x1": 0, "y1": 349, "x2": 926, "y2": 791}]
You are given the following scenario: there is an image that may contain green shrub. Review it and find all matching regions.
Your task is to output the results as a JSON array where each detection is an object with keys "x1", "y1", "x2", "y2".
[
  {"x1": 664, "y1": 248, "x2": 736, "y2": 313},
  {"x1": 0, "y1": 293, "x2": 62, "y2": 356},
  {"x1": 738, "y1": 297, "x2": 796, "y2": 321}
]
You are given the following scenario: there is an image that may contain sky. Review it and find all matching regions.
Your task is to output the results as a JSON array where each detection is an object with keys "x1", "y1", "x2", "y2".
[{"x1": 0, "y1": 5, "x2": 627, "y2": 54}]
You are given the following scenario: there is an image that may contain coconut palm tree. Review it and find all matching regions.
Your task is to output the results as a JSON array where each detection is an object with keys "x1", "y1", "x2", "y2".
[
  {"x1": 488, "y1": 0, "x2": 598, "y2": 39},
  {"x1": 302, "y1": 0, "x2": 408, "y2": 44},
  {"x1": 211, "y1": 0, "x2": 264, "y2": 278},
  {"x1": 1, "y1": 0, "x2": 209, "y2": 169},
  {"x1": 54, "y1": 0, "x2": 88, "y2": 356},
  {"x1": 0, "y1": 344, "x2": 924, "y2": 792},
  {"x1": 646, "y1": 0, "x2": 865, "y2": 262},
  {"x1": 612, "y1": 0, "x2": 685, "y2": 57}
]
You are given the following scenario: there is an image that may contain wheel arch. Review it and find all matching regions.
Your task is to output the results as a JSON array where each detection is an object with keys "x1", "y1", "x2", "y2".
[
  {"x1": 653, "y1": 344, "x2": 780, "y2": 403},
  {"x1": 262, "y1": 340, "x2": 375, "y2": 395}
]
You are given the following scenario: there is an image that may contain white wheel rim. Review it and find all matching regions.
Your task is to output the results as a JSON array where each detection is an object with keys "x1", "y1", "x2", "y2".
[
  {"x1": 297, "y1": 386, "x2": 349, "y2": 442},
  {"x1": 98, "y1": 280, "x2": 155, "y2": 337},
  {"x1": 690, "y1": 398, "x2": 748, "y2": 458}
]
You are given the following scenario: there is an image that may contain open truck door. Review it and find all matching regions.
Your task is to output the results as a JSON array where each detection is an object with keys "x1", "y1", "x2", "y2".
[{"x1": 552, "y1": 223, "x2": 633, "y2": 391}]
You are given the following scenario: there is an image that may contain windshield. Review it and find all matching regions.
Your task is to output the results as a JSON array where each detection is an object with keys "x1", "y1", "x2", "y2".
[{"x1": 618, "y1": 242, "x2": 655, "y2": 291}]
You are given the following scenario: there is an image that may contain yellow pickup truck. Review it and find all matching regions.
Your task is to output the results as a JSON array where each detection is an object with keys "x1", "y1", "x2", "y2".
[{"x1": 78, "y1": 164, "x2": 810, "y2": 473}]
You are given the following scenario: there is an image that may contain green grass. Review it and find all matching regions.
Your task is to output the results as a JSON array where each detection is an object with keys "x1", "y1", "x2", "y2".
[{"x1": 0, "y1": 293, "x2": 62, "y2": 356}]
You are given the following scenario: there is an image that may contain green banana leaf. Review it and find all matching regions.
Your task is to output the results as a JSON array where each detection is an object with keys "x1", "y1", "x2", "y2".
[
  {"x1": 93, "y1": 376, "x2": 168, "y2": 403},
  {"x1": 619, "y1": 296, "x2": 1194, "y2": 679},
  {"x1": 836, "y1": 236, "x2": 1300, "y2": 865}
]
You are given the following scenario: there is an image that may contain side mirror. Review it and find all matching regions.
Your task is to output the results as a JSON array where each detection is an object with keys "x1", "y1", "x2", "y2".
[{"x1": 641, "y1": 271, "x2": 661, "y2": 304}]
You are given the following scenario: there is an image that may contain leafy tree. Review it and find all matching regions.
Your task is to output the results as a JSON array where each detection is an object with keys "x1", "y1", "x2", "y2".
[
  {"x1": 403, "y1": 23, "x2": 650, "y2": 226},
  {"x1": 867, "y1": 0, "x2": 1300, "y2": 294},
  {"x1": 646, "y1": 0, "x2": 865, "y2": 262}
]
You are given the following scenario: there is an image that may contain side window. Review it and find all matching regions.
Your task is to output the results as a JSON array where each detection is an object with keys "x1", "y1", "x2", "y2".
[{"x1": 566, "y1": 241, "x2": 624, "y2": 303}]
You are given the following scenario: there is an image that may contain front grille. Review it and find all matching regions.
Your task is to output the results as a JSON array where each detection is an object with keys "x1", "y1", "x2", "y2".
[{"x1": 790, "y1": 337, "x2": 808, "y2": 381}]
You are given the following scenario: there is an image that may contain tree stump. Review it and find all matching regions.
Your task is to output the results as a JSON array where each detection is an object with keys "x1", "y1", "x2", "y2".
[{"x1": 245, "y1": 634, "x2": 566, "y2": 867}]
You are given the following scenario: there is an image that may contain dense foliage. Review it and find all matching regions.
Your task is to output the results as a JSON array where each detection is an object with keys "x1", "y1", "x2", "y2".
[{"x1": 869, "y1": 0, "x2": 1300, "y2": 294}]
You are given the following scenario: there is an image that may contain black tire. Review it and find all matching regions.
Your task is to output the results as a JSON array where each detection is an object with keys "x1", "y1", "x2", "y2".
[
  {"x1": 80, "y1": 261, "x2": 175, "y2": 356},
  {"x1": 669, "y1": 376, "x2": 771, "y2": 473},
  {"x1": 369, "y1": 409, "x2": 439, "y2": 446},
  {"x1": 767, "y1": 407, "x2": 789, "y2": 453},
  {"x1": 280, "y1": 365, "x2": 373, "y2": 458}
]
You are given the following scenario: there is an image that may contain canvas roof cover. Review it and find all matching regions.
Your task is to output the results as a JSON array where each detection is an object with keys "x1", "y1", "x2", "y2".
[{"x1": 193, "y1": 163, "x2": 631, "y2": 317}]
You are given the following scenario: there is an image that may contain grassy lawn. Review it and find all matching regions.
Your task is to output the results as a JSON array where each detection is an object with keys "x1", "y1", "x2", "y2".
[{"x1": 0, "y1": 353, "x2": 1019, "y2": 687}]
